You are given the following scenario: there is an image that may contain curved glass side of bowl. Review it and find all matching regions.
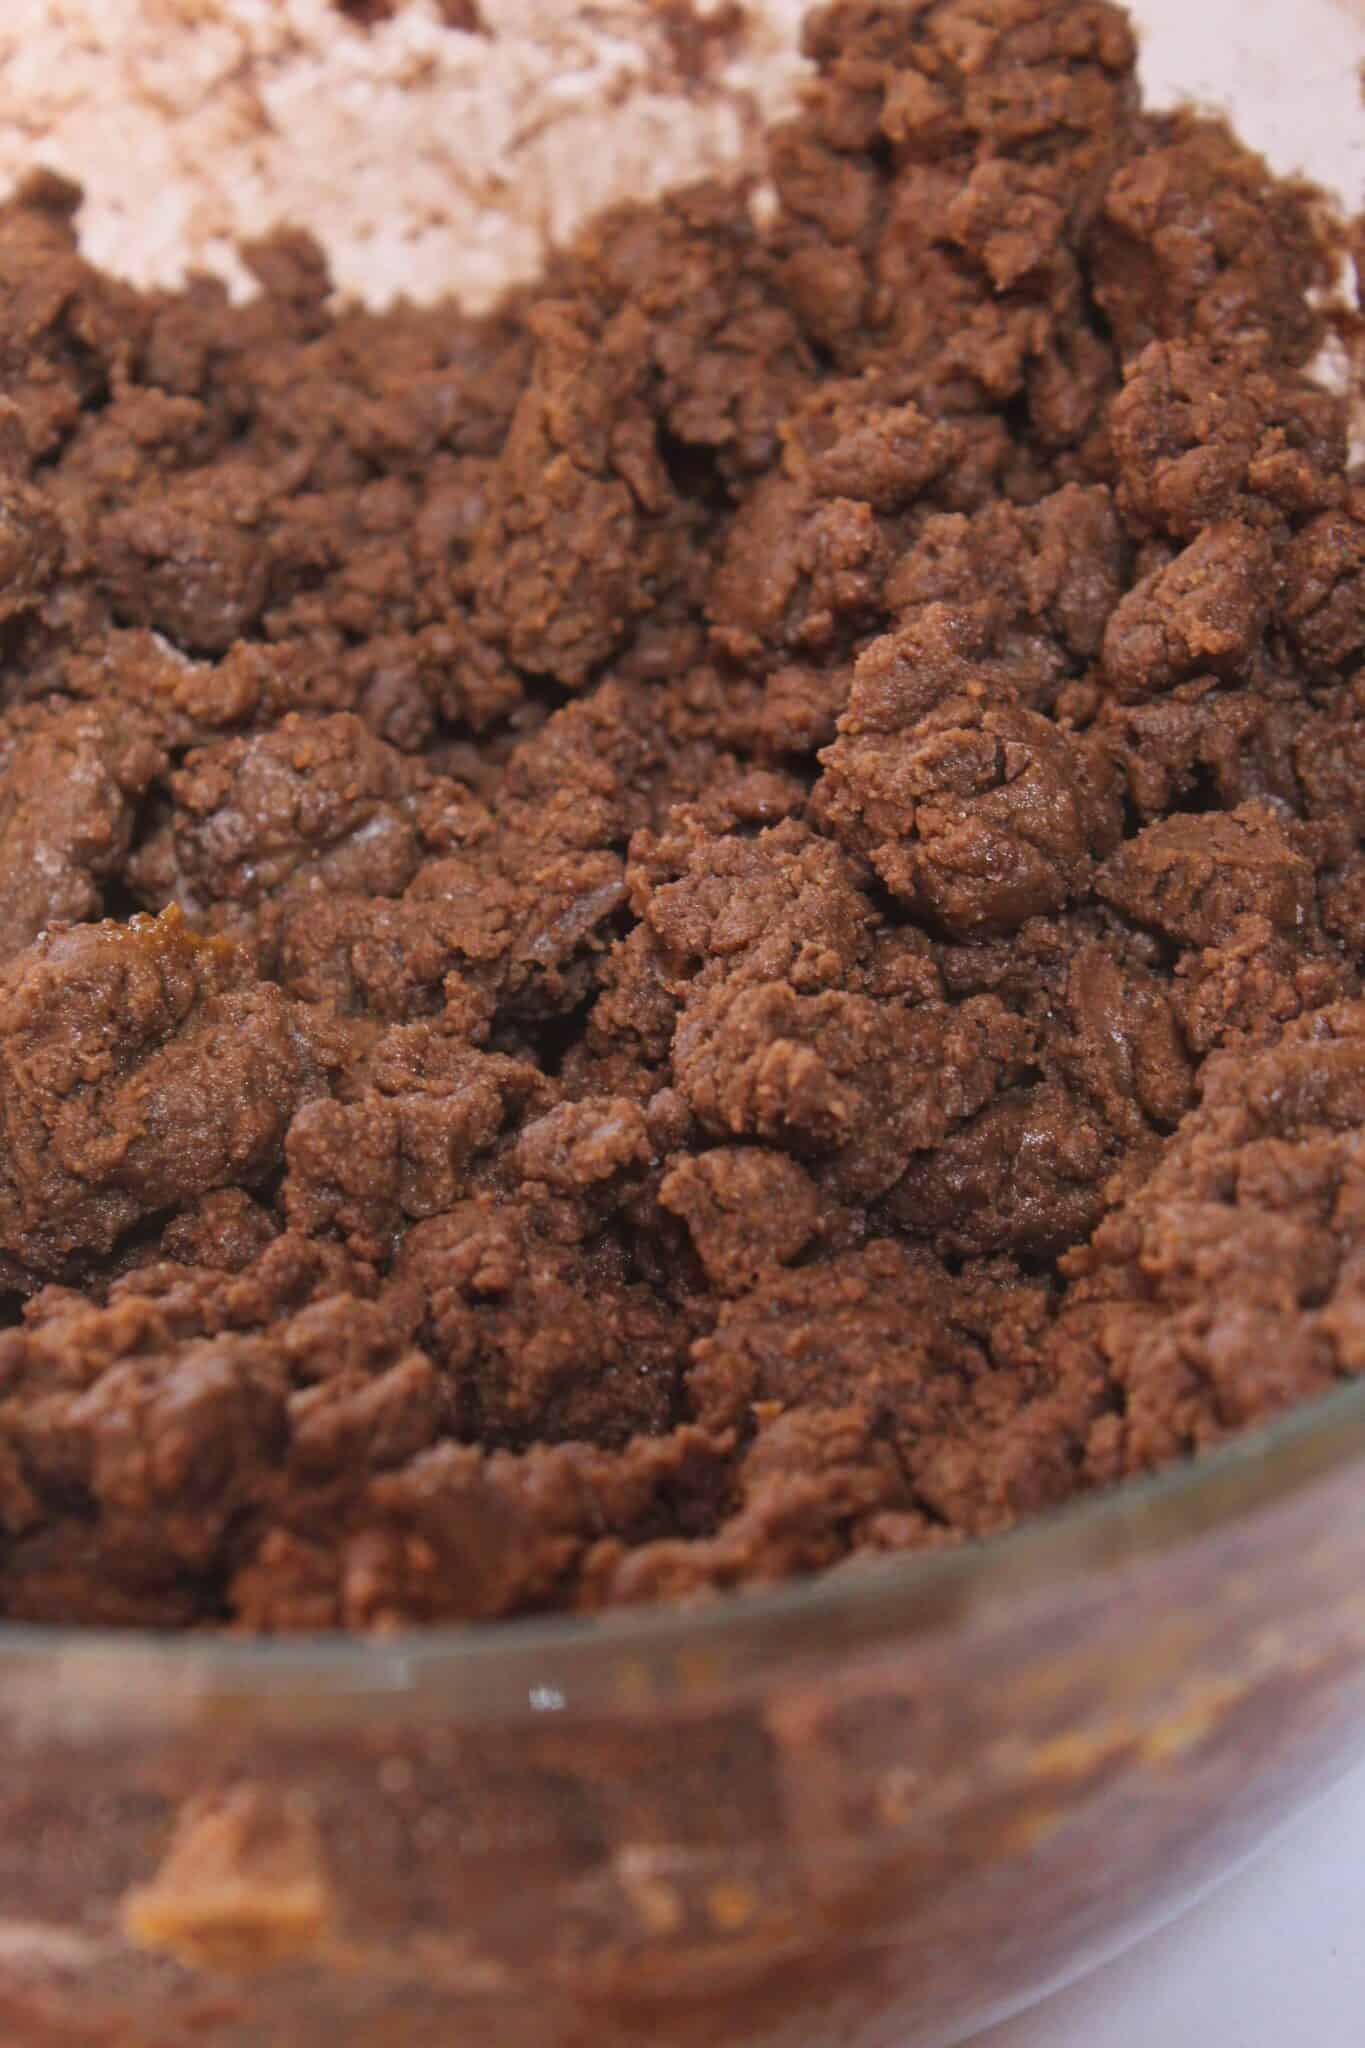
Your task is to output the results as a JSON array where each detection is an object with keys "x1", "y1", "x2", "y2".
[{"x1": 0, "y1": 1377, "x2": 1364, "y2": 2047}]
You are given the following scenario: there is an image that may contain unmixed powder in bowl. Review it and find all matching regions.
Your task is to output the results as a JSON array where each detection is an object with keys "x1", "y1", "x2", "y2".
[
  {"x1": 0, "y1": 0, "x2": 811, "y2": 311},
  {"x1": 0, "y1": 0, "x2": 1359, "y2": 1631}
]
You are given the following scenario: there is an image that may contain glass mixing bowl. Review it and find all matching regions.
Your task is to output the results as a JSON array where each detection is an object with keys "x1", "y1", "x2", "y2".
[{"x1": 0, "y1": 4, "x2": 1361, "y2": 2045}]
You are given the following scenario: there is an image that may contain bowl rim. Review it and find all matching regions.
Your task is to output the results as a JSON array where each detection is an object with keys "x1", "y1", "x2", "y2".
[{"x1": 5, "y1": 1372, "x2": 1365, "y2": 1715}]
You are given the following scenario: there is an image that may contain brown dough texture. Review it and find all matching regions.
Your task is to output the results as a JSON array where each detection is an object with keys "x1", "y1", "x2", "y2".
[{"x1": 0, "y1": 0, "x2": 1359, "y2": 1631}]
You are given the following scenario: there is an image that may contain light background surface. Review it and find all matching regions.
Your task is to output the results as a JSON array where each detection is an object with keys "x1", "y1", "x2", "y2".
[
  {"x1": 970, "y1": 1754, "x2": 1365, "y2": 2048},
  {"x1": 1131, "y1": 0, "x2": 1362, "y2": 210}
]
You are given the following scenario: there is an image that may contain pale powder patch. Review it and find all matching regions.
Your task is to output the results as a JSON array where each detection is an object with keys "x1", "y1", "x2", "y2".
[{"x1": 0, "y1": 0, "x2": 812, "y2": 310}]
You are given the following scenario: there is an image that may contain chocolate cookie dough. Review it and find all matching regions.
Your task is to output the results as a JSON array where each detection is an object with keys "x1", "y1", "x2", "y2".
[{"x1": 0, "y1": 0, "x2": 1360, "y2": 1633}]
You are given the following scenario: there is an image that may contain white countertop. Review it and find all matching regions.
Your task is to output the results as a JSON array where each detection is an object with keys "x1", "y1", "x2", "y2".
[{"x1": 972, "y1": 1754, "x2": 1365, "y2": 2048}]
